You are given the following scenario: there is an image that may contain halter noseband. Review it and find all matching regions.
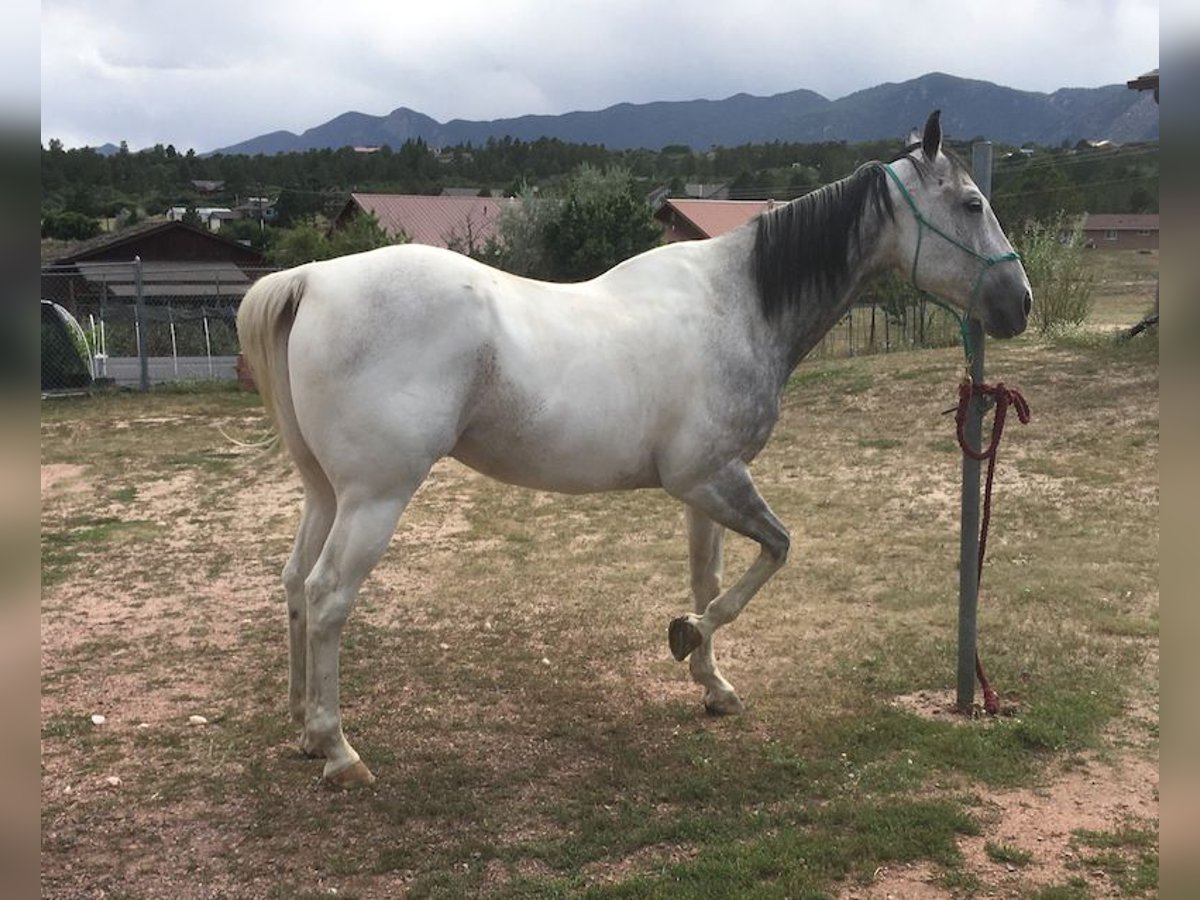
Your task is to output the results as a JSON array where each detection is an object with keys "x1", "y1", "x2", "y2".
[{"x1": 879, "y1": 161, "x2": 1021, "y2": 313}]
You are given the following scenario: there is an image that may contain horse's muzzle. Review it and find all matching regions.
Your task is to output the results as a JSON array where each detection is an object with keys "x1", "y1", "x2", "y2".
[{"x1": 983, "y1": 287, "x2": 1031, "y2": 339}]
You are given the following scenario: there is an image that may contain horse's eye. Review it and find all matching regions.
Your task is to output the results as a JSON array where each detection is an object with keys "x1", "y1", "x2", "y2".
[{"x1": 966, "y1": 197, "x2": 984, "y2": 213}]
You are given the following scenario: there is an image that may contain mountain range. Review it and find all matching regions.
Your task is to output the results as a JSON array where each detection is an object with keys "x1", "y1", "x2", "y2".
[{"x1": 210, "y1": 71, "x2": 1158, "y2": 156}]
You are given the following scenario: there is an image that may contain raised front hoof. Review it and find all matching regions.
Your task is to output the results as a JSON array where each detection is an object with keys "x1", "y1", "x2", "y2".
[
  {"x1": 703, "y1": 690, "x2": 746, "y2": 717},
  {"x1": 669, "y1": 616, "x2": 703, "y2": 662},
  {"x1": 322, "y1": 759, "x2": 376, "y2": 790}
]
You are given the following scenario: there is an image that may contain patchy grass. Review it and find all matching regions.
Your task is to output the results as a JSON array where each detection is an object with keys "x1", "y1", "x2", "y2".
[
  {"x1": 985, "y1": 841, "x2": 1034, "y2": 867},
  {"x1": 41, "y1": 263, "x2": 1157, "y2": 897},
  {"x1": 1069, "y1": 820, "x2": 1159, "y2": 896},
  {"x1": 1080, "y1": 250, "x2": 1158, "y2": 332}
]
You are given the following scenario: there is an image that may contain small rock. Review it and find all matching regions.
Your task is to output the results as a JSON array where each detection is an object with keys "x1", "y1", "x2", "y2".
[
  {"x1": 91, "y1": 714, "x2": 106, "y2": 726},
  {"x1": 540, "y1": 657, "x2": 551, "y2": 666},
  {"x1": 105, "y1": 776, "x2": 121, "y2": 787},
  {"x1": 438, "y1": 642, "x2": 450, "y2": 651},
  {"x1": 137, "y1": 723, "x2": 150, "y2": 730},
  {"x1": 188, "y1": 715, "x2": 208, "y2": 726}
]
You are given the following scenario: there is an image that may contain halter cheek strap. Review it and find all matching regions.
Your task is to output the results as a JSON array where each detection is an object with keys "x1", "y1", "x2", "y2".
[{"x1": 879, "y1": 162, "x2": 1021, "y2": 314}]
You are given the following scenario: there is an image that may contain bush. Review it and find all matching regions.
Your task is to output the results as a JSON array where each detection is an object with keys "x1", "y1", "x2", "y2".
[
  {"x1": 1015, "y1": 212, "x2": 1095, "y2": 334},
  {"x1": 267, "y1": 213, "x2": 401, "y2": 267},
  {"x1": 487, "y1": 166, "x2": 662, "y2": 282},
  {"x1": 42, "y1": 211, "x2": 101, "y2": 241}
]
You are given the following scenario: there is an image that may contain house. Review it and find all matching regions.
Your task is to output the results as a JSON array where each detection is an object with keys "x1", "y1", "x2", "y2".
[
  {"x1": 1127, "y1": 68, "x2": 1159, "y2": 103},
  {"x1": 333, "y1": 193, "x2": 517, "y2": 254},
  {"x1": 1081, "y1": 213, "x2": 1159, "y2": 251},
  {"x1": 41, "y1": 220, "x2": 271, "y2": 386},
  {"x1": 654, "y1": 198, "x2": 774, "y2": 242},
  {"x1": 683, "y1": 183, "x2": 731, "y2": 200},
  {"x1": 166, "y1": 206, "x2": 238, "y2": 232},
  {"x1": 234, "y1": 197, "x2": 278, "y2": 223},
  {"x1": 42, "y1": 219, "x2": 268, "y2": 320}
]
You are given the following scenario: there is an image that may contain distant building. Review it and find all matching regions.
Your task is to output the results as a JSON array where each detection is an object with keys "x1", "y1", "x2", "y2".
[
  {"x1": 1081, "y1": 213, "x2": 1159, "y2": 251},
  {"x1": 1127, "y1": 68, "x2": 1159, "y2": 104},
  {"x1": 166, "y1": 206, "x2": 237, "y2": 232},
  {"x1": 654, "y1": 198, "x2": 773, "y2": 242},
  {"x1": 41, "y1": 219, "x2": 268, "y2": 314},
  {"x1": 235, "y1": 197, "x2": 278, "y2": 223},
  {"x1": 683, "y1": 183, "x2": 731, "y2": 200},
  {"x1": 334, "y1": 193, "x2": 517, "y2": 253}
]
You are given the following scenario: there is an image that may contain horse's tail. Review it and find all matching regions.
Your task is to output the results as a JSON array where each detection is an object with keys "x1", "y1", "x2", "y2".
[{"x1": 236, "y1": 269, "x2": 321, "y2": 478}]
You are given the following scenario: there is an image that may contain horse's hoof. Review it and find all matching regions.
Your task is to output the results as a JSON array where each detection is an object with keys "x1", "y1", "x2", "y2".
[
  {"x1": 704, "y1": 690, "x2": 745, "y2": 717},
  {"x1": 669, "y1": 616, "x2": 703, "y2": 662},
  {"x1": 323, "y1": 760, "x2": 376, "y2": 790}
]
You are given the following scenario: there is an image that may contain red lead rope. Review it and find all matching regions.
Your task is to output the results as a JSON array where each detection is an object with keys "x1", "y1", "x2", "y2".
[{"x1": 954, "y1": 380, "x2": 1031, "y2": 715}]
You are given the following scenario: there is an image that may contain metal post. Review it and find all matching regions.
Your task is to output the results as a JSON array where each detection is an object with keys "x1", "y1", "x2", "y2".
[
  {"x1": 169, "y1": 313, "x2": 179, "y2": 376},
  {"x1": 203, "y1": 316, "x2": 213, "y2": 377},
  {"x1": 134, "y1": 256, "x2": 150, "y2": 392},
  {"x1": 956, "y1": 143, "x2": 993, "y2": 712}
]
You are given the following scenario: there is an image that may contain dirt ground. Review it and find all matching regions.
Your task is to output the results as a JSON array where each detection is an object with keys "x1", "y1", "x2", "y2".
[
  {"x1": 849, "y1": 689, "x2": 1159, "y2": 898},
  {"x1": 41, "y1": 430, "x2": 1158, "y2": 897},
  {"x1": 41, "y1": 288, "x2": 1159, "y2": 896}
]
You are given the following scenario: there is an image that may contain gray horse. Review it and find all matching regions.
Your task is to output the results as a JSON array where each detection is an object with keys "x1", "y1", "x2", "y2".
[{"x1": 237, "y1": 110, "x2": 1031, "y2": 787}]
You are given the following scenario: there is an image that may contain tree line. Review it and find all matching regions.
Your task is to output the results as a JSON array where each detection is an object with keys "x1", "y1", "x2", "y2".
[
  {"x1": 42, "y1": 132, "x2": 1132, "y2": 337},
  {"x1": 41, "y1": 133, "x2": 1157, "y2": 282},
  {"x1": 43, "y1": 134, "x2": 1156, "y2": 221}
]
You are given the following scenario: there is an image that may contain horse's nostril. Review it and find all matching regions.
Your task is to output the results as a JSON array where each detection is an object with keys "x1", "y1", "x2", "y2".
[{"x1": 1023, "y1": 291, "x2": 1032, "y2": 316}]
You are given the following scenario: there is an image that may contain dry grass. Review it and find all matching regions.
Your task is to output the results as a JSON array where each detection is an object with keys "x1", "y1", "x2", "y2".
[
  {"x1": 1081, "y1": 249, "x2": 1159, "y2": 331},
  {"x1": 41, "y1": 260, "x2": 1157, "y2": 898}
]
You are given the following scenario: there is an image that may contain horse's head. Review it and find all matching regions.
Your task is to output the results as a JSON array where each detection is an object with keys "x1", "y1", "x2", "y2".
[{"x1": 883, "y1": 111, "x2": 1031, "y2": 338}]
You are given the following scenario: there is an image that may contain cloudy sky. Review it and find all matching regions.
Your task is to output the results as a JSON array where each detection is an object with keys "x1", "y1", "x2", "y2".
[{"x1": 39, "y1": 0, "x2": 1162, "y2": 153}]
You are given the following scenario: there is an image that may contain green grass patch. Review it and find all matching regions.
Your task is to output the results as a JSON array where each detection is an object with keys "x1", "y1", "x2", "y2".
[
  {"x1": 788, "y1": 363, "x2": 875, "y2": 396},
  {"x1": 1069, "y1": 820, "x2": 1158, "y2": 895},
  {"x1": 857, "y1": 437, "x2": 903, "y2": 450},
  {"x1": 985, "y1": 841, "x2": 1033, "y2": 866},
  {"x1": 41, "y1": 514, "x2": 156, "y2": 585}
]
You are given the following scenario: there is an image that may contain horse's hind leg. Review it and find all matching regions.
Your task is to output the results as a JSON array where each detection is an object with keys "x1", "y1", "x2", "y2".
[
  {"x1": 684, "y1": 508, "x2": 744, "y2": 716},
  {"x1": 282, "y1": 482, "x2": 335, "y2": 744},
  {"x1": 303, "y1": 471, "x2": 429, "y2": 788}
]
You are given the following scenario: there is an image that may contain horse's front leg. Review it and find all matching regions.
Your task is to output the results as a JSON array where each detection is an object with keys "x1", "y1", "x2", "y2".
[
  {"x1": 668, "y1": 463, "x2": 790, "y2": 712},
  {"x1": 683, "y1": 507, "x2": 744, "y2": 715}
]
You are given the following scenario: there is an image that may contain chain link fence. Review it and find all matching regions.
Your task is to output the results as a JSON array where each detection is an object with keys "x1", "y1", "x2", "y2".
[{"x1": 41, "y1": 261, "x2": 279, "y2": 392}]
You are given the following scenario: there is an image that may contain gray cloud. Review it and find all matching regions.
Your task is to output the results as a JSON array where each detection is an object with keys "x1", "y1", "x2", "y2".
[{"x1": 40, "y1": 0, "x2": 1159, "y2": 152}]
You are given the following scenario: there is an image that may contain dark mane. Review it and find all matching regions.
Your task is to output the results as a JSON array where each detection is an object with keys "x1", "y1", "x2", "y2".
[{"x1": 752, "y1": 163, "x2": 895, "y2": 321}]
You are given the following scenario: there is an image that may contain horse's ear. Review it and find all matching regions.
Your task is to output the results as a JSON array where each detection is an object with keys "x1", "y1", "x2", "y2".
[
  {"x1": 904, "y1": 127, "x2": 921, "y2": 150},
  {"x1": 922, "y1": 110, "x2": 942, "y2": 160}
]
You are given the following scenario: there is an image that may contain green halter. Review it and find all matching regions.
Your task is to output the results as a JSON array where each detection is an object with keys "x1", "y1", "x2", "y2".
[{"x1": 879, "y1": 161, "x2": 1022, "y2": 361}]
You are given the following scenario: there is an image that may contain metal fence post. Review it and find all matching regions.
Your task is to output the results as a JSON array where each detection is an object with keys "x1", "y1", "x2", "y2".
[
  {"x1": 956, "y1": 142, "x2": 993, "y2": 712},
  {"x1": 134, "y1": 255, "x2": 150, "y2": 392}
]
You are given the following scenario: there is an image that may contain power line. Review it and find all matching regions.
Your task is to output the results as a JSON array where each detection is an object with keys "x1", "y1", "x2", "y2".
[{"x1": 992, "y1": 174, "x2": 1158, "y2": 201}]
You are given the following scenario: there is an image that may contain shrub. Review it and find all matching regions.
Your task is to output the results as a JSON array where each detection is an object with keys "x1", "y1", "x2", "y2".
[
  {"x1": 1015, "y1": 212, "x2": 1095, "y2": 334},
  {"x1": 487, "y1": 166, "x2": 662, "y2": 281},
  {"x1": 42, "y1": 210, "x2": 101, "y2": 241}
]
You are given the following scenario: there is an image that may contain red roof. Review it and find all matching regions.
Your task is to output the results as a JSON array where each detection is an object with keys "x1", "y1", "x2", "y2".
[
  {"x1": 343, "y1": 193, "x2": 517, "y2": 249},
  {"x1": 1082, "y1": 213, "x2": 1159, "y2": 232},
  {"x1": 655, "y1": 199, "x2": 774, "y2": 241}
]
